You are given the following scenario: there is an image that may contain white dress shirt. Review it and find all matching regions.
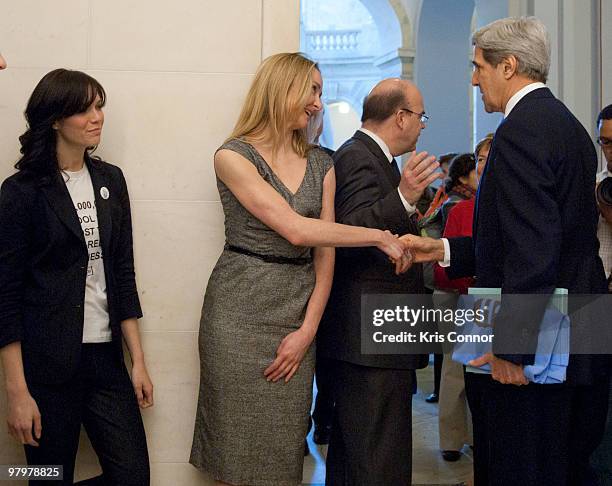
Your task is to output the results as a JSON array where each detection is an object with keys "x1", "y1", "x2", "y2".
[
  {"x1": 358, "y1": 128, "x2": 416, "y2": 215},
  {"x1": 439, "y1": 82, "x2": 547, "y2": 267}
]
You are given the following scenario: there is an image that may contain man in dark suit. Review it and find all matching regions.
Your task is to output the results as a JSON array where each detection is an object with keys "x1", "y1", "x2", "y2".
[
  {"x1": 318, "y1": 78, "x2": 440, "y2": 485},
  {"x1": 402, "y1": 17, "x2": 610, "y2": 486}
]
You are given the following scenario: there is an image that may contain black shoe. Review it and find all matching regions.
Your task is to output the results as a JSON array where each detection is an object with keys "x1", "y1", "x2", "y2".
[
  {"x1": 425, "y1": 393, "x2": 439, "y2": 403},
  {"x1": 442, "y1": 450, "x2": 461, "y2": 462},
  {"x1": 313, "y1": 425, "x2": 332, "y2": 445},
  {"x1": 304, "y1": 440, "x2": 310, "y2": 456}
]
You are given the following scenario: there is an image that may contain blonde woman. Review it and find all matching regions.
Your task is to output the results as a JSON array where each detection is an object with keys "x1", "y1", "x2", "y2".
[{"x1": 189, "y1": 53, "x2": 410, "y2": 485}]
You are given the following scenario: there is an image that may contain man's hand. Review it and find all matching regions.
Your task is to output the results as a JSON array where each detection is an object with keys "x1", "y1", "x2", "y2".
[
  {"x1": 399, "y1": 234, "x2": 445, "y2": 263},
  {"x1": 398, "y1": 151, "x2": 441, "y2": 205},
  {"x1": 469, "y1": 353, "x2": 529, "y2": 386}
]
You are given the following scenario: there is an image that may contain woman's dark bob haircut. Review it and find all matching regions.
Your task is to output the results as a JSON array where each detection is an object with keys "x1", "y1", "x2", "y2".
[
  {"x1": 444, "y1": 153, "x2": 476, "y2": 193},
  {"x1": 15, "y1": 68, "x2": 106, "y2": 175}
]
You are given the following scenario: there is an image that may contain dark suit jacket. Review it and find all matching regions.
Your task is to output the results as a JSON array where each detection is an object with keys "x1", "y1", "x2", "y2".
[
  {"x1": 318, "y1": 130, "x2": 428, "y2": 369},
  {"x1": 0, "y1": 157, "x2": 142, "y2": 384},
  {"x1": 447, "y1": 87, "x2": 608, "y2": 384}
]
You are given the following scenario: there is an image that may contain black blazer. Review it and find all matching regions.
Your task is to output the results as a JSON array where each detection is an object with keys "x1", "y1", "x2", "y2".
[
  {"x1": 0, "y1": 157, "x2": 142, "y2": 384},
  {"x1": 318, "y1": 130, "x2": 428, "y2": 369},
  {"x1": 447, "y1": 88, "x2": 608, "y2": 383}
]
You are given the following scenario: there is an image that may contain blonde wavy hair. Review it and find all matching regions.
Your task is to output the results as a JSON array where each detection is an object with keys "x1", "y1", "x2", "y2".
[{"x1": 227, "y1": 52, "x2": 319, "y2": 158}]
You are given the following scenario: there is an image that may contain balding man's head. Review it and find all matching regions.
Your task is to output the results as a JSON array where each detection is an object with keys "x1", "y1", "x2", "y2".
[
  {"x1": 361, "y1": 78, "x2": 419, "y2": 123},
  {"x1": 359, "y1": 78, "x2": 425, "y2": 155}
]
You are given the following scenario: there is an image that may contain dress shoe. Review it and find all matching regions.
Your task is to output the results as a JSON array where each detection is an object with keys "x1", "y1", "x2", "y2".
[
  {"x1": 425, "y1": 392, "x2": 439, "y2": 403},
  {"x1": 313, "y1": 425, "x2": 332, "y2": 445},
  {"x1": 442, "y1": 450, "x2": 461, "y2": 462}
]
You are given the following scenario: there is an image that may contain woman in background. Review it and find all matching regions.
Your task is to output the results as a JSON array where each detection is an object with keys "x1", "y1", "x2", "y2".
[
  {"x1": 433, "y1": 134, "x2": 493, "y2": 463},
  {"x1": 190, "y1": 52, "x2": 410, "y2": 486},
  {"x1": 0, "y1": 69, "x2": 152, "y2": 485},
  {"x1": 439, "y1": 153, "x2": 477, "y2": 228}
]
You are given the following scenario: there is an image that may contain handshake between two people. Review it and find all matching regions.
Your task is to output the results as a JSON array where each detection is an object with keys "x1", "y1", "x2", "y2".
[
  {"x1": 381, "y1": 233, "x2": 445, "y2": 275},
  {"x1": 377, "y1": 150, "x2": 446, "y2": 275}
]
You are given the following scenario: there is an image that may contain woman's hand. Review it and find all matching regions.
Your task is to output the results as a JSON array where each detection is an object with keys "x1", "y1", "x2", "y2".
[
  {"x1": 390, "y1": 248, "x2": 413, "y2": 275},
  {"x1": 377, "y1": 230, "x2": 404, "y2": 261},
  {"x1": 131, "y1": 362, "x2": 154, "y2": 408},
  {"x1": 378, "y1": 230, "x2": 414, "y2": 274},
  {"x1": 7, "y1": 388, "x2": 41, "y2": 446},
  {"x1": 264, "y1": 328, "x2": 314, "y2": 383}
]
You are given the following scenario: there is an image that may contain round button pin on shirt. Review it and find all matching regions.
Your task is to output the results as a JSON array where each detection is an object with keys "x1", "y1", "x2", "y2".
[{"x1": 100, "y1": 187, "x2": 110, "y2": 200}]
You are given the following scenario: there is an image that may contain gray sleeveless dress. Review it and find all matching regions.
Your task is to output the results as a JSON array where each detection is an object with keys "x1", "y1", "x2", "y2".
[{"x1": 190, "y1": 139, "x2": 334, "y2": 485}]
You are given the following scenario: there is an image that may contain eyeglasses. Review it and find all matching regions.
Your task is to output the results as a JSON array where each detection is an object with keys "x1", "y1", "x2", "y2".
[
  {"x1": 399, "y1": 108, "x2": 429, "y2": 124},
  {"x1": 597, "y1": 137, "x2": 612, "y2": 147}
]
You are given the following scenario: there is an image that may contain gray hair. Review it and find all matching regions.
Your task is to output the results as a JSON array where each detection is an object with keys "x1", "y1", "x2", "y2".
[{"x1": 472, "y1": 17, "x2": 550, "y2": 83}]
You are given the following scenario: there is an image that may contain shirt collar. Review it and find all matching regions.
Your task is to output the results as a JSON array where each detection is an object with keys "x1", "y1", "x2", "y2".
[
  {"x1": 504, "y1": 82, "x2": 547, "y2": 118},
  {"x1": 359, "y1": 128, "x2": 394, "y2": 163},
  {"x1": 597, "y1": 167, "x2": 610, "y2": 183}
]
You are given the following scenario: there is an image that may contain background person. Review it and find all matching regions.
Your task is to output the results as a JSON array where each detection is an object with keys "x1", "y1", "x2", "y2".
[
  {"x1": 596, "y1": 104, "x2": 612, "y2": 280},
  {"x1": 433, "y1": 134, "x2": 492, "y2": 463},
  {"x1": 590, "y1": 104, "x2": 612, "y2": 485},
  {"x1": 306, "y1": 108, "x2": 335, "y2": 448},
  {"x1": 0, "y1": 69, "x2": 152, "y2": 486}
]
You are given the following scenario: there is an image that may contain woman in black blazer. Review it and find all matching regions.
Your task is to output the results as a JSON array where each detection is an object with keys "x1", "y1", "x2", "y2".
[{"x1": 0, "y1": 69, "x2": 152, "y2": 485}]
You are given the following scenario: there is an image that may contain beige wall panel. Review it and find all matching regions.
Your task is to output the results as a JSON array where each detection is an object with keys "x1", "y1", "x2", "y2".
[
  {"x1": 91, "y1": 71, "x2": 252, "y2": 202},
  {"x1": 0, "y1": 0, "x2": 89, "y2": 69},
  {"x1": 89, "y1": 0, "x2": 262, "y2": 73},
  {"x1": 262, "y1": 0, "x2": 301, "y2": 58},
  {"x1": 131, "y1": 201, "x2": 224, "y2": 332},
  {"x1": 73, "y1": 438, "x2": 102, "y2": 481},
  {"x1": 138, "y1": 331, "x2": 200, "y2": 463},
  {"x1": 0, "y1": 69, "x2": 49, "y2": 182},
  {"x1": 150, "y1": 462, "x2": 215, "y2": 485},
  {"x1": 0, "y1": 0, "x2": 301, "y2": 483}
]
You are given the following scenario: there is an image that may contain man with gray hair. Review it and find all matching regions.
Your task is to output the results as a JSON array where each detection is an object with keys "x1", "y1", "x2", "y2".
[{"x1": 401, "y1": 16, "x2": 610, "y2": 485}]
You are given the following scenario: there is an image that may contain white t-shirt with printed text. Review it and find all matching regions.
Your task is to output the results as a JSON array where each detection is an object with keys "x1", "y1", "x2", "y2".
[{"x1": 63, "y1": 165, "x2": 112, "y2": 343}]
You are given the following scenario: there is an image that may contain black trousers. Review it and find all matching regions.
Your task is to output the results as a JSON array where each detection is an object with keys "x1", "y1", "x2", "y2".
[
  {"x1": 465, "y1": 372, "x2": 610, "y2": 486},
  {"x1": 25, "y1": 343, "x2": 150, "y2": 486},
  {"x1": 313, "y1": 354, "x2": 335, "y2": 430},
  {"x1": 326, "y1": 360, "x2": 414, "y2": 486},
  {"x1": 432, "y1": 353, "x2": 443, "y2": 395}
]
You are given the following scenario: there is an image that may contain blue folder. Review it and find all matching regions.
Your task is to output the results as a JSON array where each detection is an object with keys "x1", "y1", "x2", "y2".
[{"x1": 451, "y1": 289, "x2": 570, "y2": 384}]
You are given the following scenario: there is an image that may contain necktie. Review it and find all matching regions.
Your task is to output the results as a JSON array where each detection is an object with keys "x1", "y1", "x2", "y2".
[{"x1": 391, "y1": 159, "x2": 401, "y2": 177}]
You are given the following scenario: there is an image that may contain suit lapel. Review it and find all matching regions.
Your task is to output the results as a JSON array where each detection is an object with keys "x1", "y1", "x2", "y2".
[
  {"x1": 40, "y1": 171, "x2": 86, "y2": 247},
  {"x1": 353, "y1": 131, "x2": 400, "y2": 187},
  {"x1": 472, "y1": 89, "x2": 551, "y2": 237},
  {"x1": 86, "y1": 157, "x2": 112, "y2": 258}
]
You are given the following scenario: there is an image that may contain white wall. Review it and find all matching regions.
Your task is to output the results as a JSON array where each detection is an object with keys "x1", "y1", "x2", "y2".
[
  {"x1": 600, "y1": 0, "x2": 612, "y2": 169},
  {"x1": 0, "y1": 1, "x2": 300, "y2": 484},
  {"x1": 415, "y1": 0, "x2": 475, "y2": 156},
  {"x1": 473, "y1": 0, "x2": 507, "y2": 143},
  {"x1": 520, "y1": 0, "x2": 603, "y2": 162},
  {"x1": 603, "y1": 0, "x2": 612, "y2": 105}
]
